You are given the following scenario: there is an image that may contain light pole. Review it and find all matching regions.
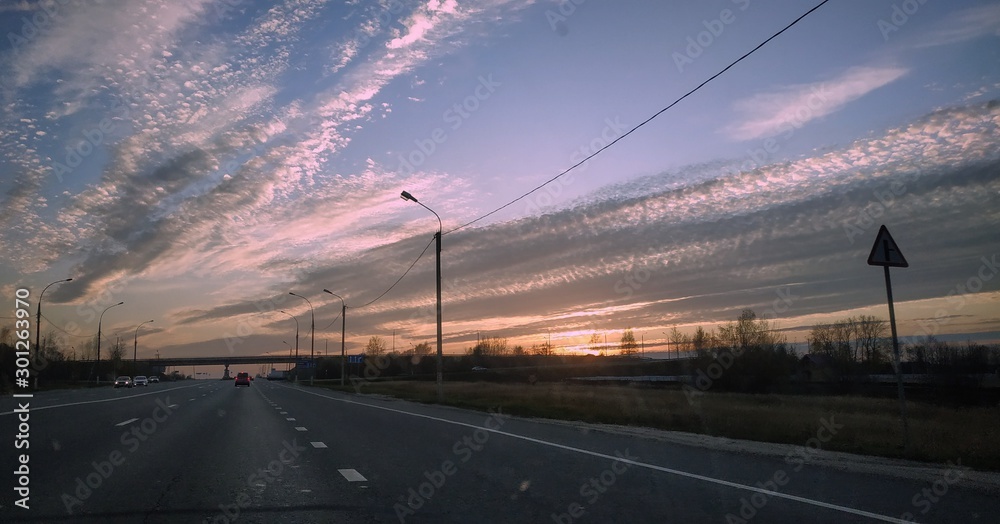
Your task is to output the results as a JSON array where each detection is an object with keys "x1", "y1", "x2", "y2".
[
  {"x1": 133, "y1": 320, "x2": 154, "y2": 376},
  {"x1": 282, "y1": 341, "x2": 292, "y2": 372},
  {"x1": 323, "y1": 289, "x2": 347, "y2": 386},
  {"x1": 35, "y1": 278, "x2": 72, "y2": 366},
  {"x1": 400, "y1": 190, "x2": 443, "y2": 401},
  {"x1": 278, "y1": 310, "x2": 299, "y2": 381},
  {"x1": 289, "y1": 292, "x2": 315, "y2": 385},
  {"x1": 96, "y1": 301, "x2": 125, "y2": 384}
]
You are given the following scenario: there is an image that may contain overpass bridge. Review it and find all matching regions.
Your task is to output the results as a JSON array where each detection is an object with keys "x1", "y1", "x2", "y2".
[{"x1": 81, "y1": 354, "x2": 308, "y2": 379}]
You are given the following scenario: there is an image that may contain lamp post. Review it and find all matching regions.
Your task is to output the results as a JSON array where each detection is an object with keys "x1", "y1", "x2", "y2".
[
  {"x1": 133, "y1": 320, "x2": 154, "y2": 376},
  {"x1": 278, "y1": 310, "x2": 299, "y2": 381},
  {"x1": 323, "y1": 290, "x2": 348, "y2": 386},
  {"x1": 289, "y1": 292, "x2": 315, "y2": 385},
  {"x1": 282, "y1": 341, "x2": 292, "y2": 372},
  {"x1": 400, "y1": 190, "x2": 443, "y2": 401},
  {"x1": 35, "y1": 278, "x2": 72, "y2": 366},
  {"x1": 96, "y1": 301, "x2": 125, "y2": 384}
]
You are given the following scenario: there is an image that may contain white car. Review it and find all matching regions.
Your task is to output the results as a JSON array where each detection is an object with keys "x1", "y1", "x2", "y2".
[
  {"x1": 148, "y1": 375, "x2": 160, "y2": 383},
  {"x1": 133, "y1": 376, "x2": 148, "y2": 387}
]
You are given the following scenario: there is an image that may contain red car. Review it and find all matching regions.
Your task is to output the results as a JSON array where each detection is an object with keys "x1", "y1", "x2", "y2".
[{"x1": 235, "y1": 372, "x2": 251, "y2": 387}]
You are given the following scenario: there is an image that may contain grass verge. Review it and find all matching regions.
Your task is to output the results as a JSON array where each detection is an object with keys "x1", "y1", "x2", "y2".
[{"x1": 316, "y1": 380, "x2": 1000, "y2": 471}]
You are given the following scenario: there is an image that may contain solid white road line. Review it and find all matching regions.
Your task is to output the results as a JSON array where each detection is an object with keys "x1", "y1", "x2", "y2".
[
  {"x1": 115, "y1": 418, "x2": 139, "y2": 426},
  {"x1": 339, "y1": 469, "x2": 367, "y2": 482},
  {"x1": 282, "y1": 385, "x2": 915, "y2": 524}
]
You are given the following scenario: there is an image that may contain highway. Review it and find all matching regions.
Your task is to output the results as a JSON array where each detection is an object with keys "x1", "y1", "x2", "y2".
[{"x1": 2, "y1": 380, "x2": 998, "y2": 523}]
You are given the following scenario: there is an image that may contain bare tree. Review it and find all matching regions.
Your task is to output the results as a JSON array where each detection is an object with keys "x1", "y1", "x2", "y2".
[
  {"x1": 619, "y1": 328, "x2": 638, "y2": 356},
  {"x1": 588, "y1": 333, "x2": 603, "y2": 355},
  {"x1": 364, "y1": 336, "x2": 387, "y2": 357}
]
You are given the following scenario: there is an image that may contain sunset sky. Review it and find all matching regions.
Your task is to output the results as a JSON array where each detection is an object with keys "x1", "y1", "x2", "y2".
[{"x1": 1, "y1": 0, "x2": 999, "y2": 362}]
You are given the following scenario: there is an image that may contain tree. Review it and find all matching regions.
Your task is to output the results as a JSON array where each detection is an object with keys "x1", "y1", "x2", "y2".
[
  {"x1": 469, "y1": 336, "x2": 509, "y2": 357},
  {"x1": 532, "y1": 341, "x2": 555, "y2": 356},
  {"x1": 588, "y1": 333, "x2": 603, "y2": 355},
  {"x1": 691, "y1": 326, "x2": 711, "y2": 354},
  {"x1": 619, "y1": 328, "x2": 638, "y2": 356},
  {"x1": 668, "y1": 327, "x2": 688, "y2": 358},
  {"x1": 412, "y1": 342, "x2": 432, "y2": 357},
  {"x1": 364, "y1": 336, "x2": 387, "y2": 357}
]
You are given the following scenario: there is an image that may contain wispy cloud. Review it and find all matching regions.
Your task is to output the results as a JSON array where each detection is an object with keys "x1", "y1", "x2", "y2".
[
  {"x1": 915, "y1": 3, "x2": 1000, "y2": 48},
  {"x1": 725, "y1": 66, "x2": 908, "y2": 141}
]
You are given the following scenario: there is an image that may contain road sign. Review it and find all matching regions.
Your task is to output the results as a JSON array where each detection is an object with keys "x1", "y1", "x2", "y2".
[
  {"x1": 348, "y1": 355, "x2": 364, "y2": 364},
  {"x1": 869, "y1": 224, "x2": 909, "y2": 450},
  {"x1": 867, "y1": 225, "x2": 908, "y2": 267}
]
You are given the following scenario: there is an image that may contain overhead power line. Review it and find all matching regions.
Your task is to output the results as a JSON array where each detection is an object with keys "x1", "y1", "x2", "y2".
[{"x1": 444, "y1": 0, "x2": 832, "y2": 235}]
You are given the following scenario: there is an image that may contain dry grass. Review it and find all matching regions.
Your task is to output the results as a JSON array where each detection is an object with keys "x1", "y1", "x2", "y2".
[{"x1": 325, "y1": 381, "x2": 1000, "y2": 471}]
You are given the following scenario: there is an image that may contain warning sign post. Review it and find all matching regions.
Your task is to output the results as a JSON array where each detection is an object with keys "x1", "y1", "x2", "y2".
[{"x1": 868, "y1": 225, "x2": 909, "y2": 450}]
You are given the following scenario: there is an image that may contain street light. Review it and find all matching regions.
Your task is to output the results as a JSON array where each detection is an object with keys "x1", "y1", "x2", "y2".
[
  {"x1": 96, "y1": 301, "x2": 125, "y2": 384},
  {"x1": 35, "y1": 278, "x2": 72, "y2": 367},
  {"x1": 322, "y1": 289, "x2": 347, "y2": 386},
  {"x1": 282, "y1": 341, "x2": 292, "y2": 372},
  {"x1": 289, "y1": 292, "x2": 315, "y2": 385},
  {"x1": 400, "y1": 190, "x2": 443, "y2": 400},
  {"x1": 133, "y1": 320, "x2": 154, "y2": 376},
  {"x1": 278, "y1": 310, "x2": 299, "y2": 380}
]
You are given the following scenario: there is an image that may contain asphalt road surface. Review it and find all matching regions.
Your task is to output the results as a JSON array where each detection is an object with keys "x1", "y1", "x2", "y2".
[{"x1": 2, "y1": 380, "x2": 998, "y2": 523}]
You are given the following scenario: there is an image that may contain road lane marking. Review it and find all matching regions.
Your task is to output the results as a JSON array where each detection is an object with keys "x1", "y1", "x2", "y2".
[
  {"x1": 0, "y1": 383, "x2": 202, "y2": 415},
  {"x1": 280, "y1": 411, "x2": 288, "y2": 414},
  {"x1": 295, "y1": 427, "x2": 308, "y2": 431},
  {"x1": 283, "y1": 385, "x2": 913, "y2": 524},
  {"x1": 286, "y1": 417, "x2": 296, "y2": 421},
  {"x1": 115, "y1": 418, "x2": 139, "y2": 426},
  {"x1": 311, "y1": 442, "x2": 327, "y2": 448},
  {"x1": 339, "y1": 469, "x2": 366, "y2": 482}
]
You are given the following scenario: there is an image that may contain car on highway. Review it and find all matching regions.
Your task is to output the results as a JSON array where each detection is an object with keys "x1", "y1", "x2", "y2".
[
  {"x1": 133, "y1": 375, "x2": 148, "y2": 386},
  {"x1": 235, "y1": 372, "x2": 251, "y2": 387},
  {"x1": 148, "y1": 375, "x2": 160, "y2": 383},
  {"x1": 114, "y1": 376, "x2": 132, "y2": 388}
]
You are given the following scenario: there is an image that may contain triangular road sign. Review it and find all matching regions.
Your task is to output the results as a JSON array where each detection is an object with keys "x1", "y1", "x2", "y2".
[{"x1": 868, "y1": 225, "x2": 908, "y2": 267}]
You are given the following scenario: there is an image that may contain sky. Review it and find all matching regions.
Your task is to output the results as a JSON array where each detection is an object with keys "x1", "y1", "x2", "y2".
[{"x1": 1, "y1": 0, "x2": 999, "y2": 362}]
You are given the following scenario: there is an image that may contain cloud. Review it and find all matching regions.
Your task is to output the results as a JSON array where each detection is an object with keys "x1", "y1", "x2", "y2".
[
  {"x1": 915, "y1": 3, "x2": 1000, "y2": 48},
  {"x1": 724, "y1": 66, "x2": 908, "y2": 141},
  {"x1": 171, "y1": 99, "x2": 1000, "y2": 355}
]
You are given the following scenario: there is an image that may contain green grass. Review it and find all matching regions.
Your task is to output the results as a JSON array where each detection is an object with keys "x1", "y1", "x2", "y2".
[{"x1": 318, "y1": 381, "x2": 1000, "y2": 471}]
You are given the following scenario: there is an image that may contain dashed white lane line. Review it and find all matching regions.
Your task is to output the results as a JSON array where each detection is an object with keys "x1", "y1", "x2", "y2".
[
  {"x1": 280, "y1": 411, "x2": 288, "y2": 415},
  {"x1": 286, "y1": 417, "x2": 296, "y2": 421},
  {"x1": 294, "y1": 427, "x2": 308, "y2": 432},
  {"x1": 115, "y1": 418, "x2": 139, "y2": 426},
  {"x1": 311, "y1": 442, "x2": 327, "y2": 449},
  {"x1": 338, "y1": 469, "x2": 366, "y2": 482}
]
